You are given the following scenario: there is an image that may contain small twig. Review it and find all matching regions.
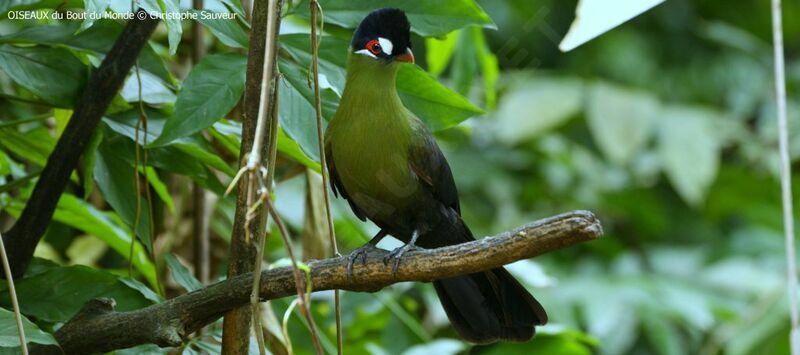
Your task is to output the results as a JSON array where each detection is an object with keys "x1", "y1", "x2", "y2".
[
  {"x1": 263, "y1": 193, "x2": 325, "y2": 355},
  {"x1": 131, "y1": 60, "x2": 162, "y2": 295},
  {"x1": 308, "y1": 2, "x2": 342, "y2": 354},
  {"x1": 770, "y1": 1, "x2": 799, "y2": 353},
  {"x1": 249, "y1": 72, "x2": 281, "y2": 355},
  {"x1": 0, "y1": 231, "x2": 27, "y2": 355},
  {"x1": 191, "y1": 0, "x2": 210, "y2": 288}
]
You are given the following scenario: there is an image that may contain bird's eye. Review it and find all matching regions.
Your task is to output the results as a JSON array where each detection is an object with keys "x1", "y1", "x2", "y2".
[{"x1": 366, "y1": 39, "x2": 382, "y2": 55}]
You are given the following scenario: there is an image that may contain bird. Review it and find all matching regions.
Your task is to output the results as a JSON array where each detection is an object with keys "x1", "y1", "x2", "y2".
[{"x1": 323, "y1": 8, "x2": 548, "y2": 344}]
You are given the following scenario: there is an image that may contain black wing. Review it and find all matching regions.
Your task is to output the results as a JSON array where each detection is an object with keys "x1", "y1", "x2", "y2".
[
  {"x1": 408, "y1": 129, "x2": 461, "y2": 215},
  {"x1": 325, "y1": 143, "x2": 368, "y2": 221}
]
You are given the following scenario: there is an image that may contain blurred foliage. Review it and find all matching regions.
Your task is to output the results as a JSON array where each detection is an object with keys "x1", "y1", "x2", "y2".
[{"x1": 0, "y1": 0, "x2": 797, "y2": 354}]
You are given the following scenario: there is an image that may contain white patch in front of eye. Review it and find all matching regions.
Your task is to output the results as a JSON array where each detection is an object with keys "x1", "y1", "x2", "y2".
[
  {"x1": 378, "y1": 37, "x2": 394, "y2": 55},
  {"x1": 355, "y1": 49, "x2": 377, "y2": 58}
]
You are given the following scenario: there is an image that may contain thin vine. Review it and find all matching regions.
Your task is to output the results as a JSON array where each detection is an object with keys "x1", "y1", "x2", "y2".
[
  {"x1": 770, "y1": 0, "x2": 799, "y2": 353},
  {"x1": 309, "y1": 1, "x2": 343, "y2": 354},
  {"x1": 0, "y1": 231, "x2": 27, "y2": 355}
]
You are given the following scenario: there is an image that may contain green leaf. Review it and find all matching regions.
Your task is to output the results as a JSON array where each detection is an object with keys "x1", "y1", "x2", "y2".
[
  {"x1": 173, "y1": 136, "x2": 236, "y2": 176},
  {"x1": 641, "y1": 309, "x2": 686, "y2": 355},
  {"x1": 0, "y1": 308, "x2": 57, "y2": 347},
  {"x1": 104, "y1": 109, "x2": 236, "y2": 177},
  {"x1": 0, "y1": 21, "x2": 173, "y2": 83},
  {"x1": 278, "y1": 128, "x2": 321, "y2": 171},
  {"x1": 494, "y1": 76, "x2": 583, "y2": 143},
  {"x1": 94, "y1": 142, "x2": 154, "y2": 253},
  {"x1": 396, "y1": 64, "x2": 484, "y2": 131},
  {"x1": 80, "y1": 0, "x2": 110, "y2": 32},
  {"x1": 190, "y1": 9, "x2": 249, "y2": 48},
  {"x1": 210, "y1": 119, "x2": 320, "y2": 171},
  {"x1": 278, "y1": 60, "x2": 338, "y2": 162},
  {"x1": 425, "y1": 31, "x2": 458, "y2": 77},
  {"x1": 151, "y1": 53, "x2": 247, "y2": 146},
  {"x1": 0, "y1": 0, "x2": 58, "y2": 13},
  {"x1": 295, "y1": 0, "x2": 495, "y2": 37},
  {"x1": 560, "y1": 0, "x2": 666, "y2": 51},
  {"x1": 34, "y1": 195, "x2": 158, "y2": 288},
  {"x1": 0, "y1": 45, "x2": 87, "y2": 107},
  {"x1": 279, "y1": 33, "x2": 351, "y2": 92},
  {"x1": 0, "y1": 126, "x2": 55, "y2": 167},
  {"x1": 119, "y1": 277, "x2": 163, "y2": 303},
  {"x1": 154, "y1": 0, "x2": 182, "y2": 55},
  {"x1": 164, "y1": 254, "x2": 203, "y2": 292},
  {"x1": 120, "y1": 70, "x2": 177, "y2": 105},
  {"x1": 473, "y1": 27, "x2": 499, "y2": 110},
  {"x1": 451, "y1": 29, "x2": 477, "y2": 96},
  {"x1": 81, "y1": 130, "x2": 104, "y2": 198},
  {"x1": 0, "y1": 265, "x2": 154, "y2": 323},
  {"x1": 658, "y1": 106, "x2": 724, "y2": 206},
  {"x1": 143, "y1": 166, "x2": 175, "y2": 213},
  {"x1": 444, "y1": 27, "x2": 498, "y2": 108},
  {"x1": 586, "y1": 82, "x2": 658, "y2": 164}
]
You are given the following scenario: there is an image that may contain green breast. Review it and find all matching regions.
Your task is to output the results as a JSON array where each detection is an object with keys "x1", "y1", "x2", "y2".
[{"x1": 326, "y1": 54, "x2": 421, "y2": 222}]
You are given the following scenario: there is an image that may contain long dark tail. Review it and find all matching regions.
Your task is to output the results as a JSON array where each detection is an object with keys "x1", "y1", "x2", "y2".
[{"x1": 429, "y1": 215, "x2": 547, "y2": 344}]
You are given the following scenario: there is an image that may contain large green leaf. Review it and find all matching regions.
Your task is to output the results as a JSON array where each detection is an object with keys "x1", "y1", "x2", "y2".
[
  {"x1": 0, "y1": 308, "x2": 56, "y2": 347},
  {"x1": 151, "y1": 53, "x2": 247, "y2": 146},
  {"x1": 0, "y1": 265, "x2": 154, "y2": 323},
  {"x1": 295, "y1": 0, "x2": 495, "y2": 37},
  {"x1": 493, "y1": 76, "x2": 584, "y2": 144},
  {"x1": 396, "y1": 64, "x2": 484, "y2": 131},
  {"x1": 586, "y1": 82, "x2": 658, "y2": 164},
  {"x1": 190, "y1": 9, "x2": 249, "y2": 48},
  {"x1": 164, "y1": 254, "x2": 203, "y2": 292},
  {"x1": 278, "y1": 59, "x2": 340, "y2": 162},
  {"x1": 0, "y1": 45, "x2": 87, "y2": 107},
  {"x1": 658, "y1": 106, "x2": 724, "y2": 206},
  {"x1": 94, "y1": 142, "x2": 154, "y2": 253},
  {"x1": 425, "y1": 31, "x2": 457, "y2": 77}
]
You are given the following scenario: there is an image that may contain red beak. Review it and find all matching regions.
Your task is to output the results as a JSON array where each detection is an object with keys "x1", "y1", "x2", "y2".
[{"x1": 395, "y1": 48, "x2": 415, "y2": 63}]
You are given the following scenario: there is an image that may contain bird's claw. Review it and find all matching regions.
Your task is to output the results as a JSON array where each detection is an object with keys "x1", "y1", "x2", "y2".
[
  {"x1": 346, "y1": 244, "x2": 378, "y2": 279},
  {"x1": 383, "y1": 244, "x2": 416, "y2": 275}
]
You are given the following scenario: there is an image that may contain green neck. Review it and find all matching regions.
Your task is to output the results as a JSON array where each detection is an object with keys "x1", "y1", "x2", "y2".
[{"x1": 339, "y1": 53, "x2": 404, "y2": 112}]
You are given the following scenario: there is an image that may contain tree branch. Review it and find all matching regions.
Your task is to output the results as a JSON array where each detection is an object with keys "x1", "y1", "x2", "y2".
[
  {"x1": 49, "y1": 211, "x2": 601, "y2": 354},
  {"x1": 2, "y1": 10, "x2": 160, "y2": 278}
]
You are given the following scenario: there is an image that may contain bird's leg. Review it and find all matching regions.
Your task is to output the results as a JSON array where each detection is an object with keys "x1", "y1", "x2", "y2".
[
  {"x1": 383, "y1": 230, "x2": 419, "y2": 275},
  {"x1": 347, "y1": 230, "x2": 388, "y2": 278}
]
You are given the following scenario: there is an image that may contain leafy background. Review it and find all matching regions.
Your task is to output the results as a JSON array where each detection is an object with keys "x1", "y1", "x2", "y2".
[{"x1": 0, "y1": 0, "x2": 798, "y2": 354}]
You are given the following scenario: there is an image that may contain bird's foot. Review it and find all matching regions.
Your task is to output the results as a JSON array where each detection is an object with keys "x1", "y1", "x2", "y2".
[
  {"x1": 346, "y1": 244, "x2": 380, "y2": 278},
  {"x1": 383, "y1": 244, "x2": 417, "y2": 275}
]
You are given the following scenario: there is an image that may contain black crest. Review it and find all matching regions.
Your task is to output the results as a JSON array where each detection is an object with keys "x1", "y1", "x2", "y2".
[{"x1": 351, "y1": 8, "x2": 411, "y2": 56}]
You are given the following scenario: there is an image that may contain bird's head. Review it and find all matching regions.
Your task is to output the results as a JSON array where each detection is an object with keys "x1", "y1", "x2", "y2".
[{"x1": 351, "y1": 8, "x2": 414, "y2": 64}]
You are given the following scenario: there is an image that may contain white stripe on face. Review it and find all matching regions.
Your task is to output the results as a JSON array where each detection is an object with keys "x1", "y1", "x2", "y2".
[
  {"x1": 355, "y1": 49, "x2": 377, "y2": 58},
  {"x1": 377, "y1": 37, "x2": 394, "y2": 56}
]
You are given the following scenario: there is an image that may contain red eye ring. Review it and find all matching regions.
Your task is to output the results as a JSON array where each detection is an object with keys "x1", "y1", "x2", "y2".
[{"x1": 366, "y1": 39, "x2": 382, "y2": 55}]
